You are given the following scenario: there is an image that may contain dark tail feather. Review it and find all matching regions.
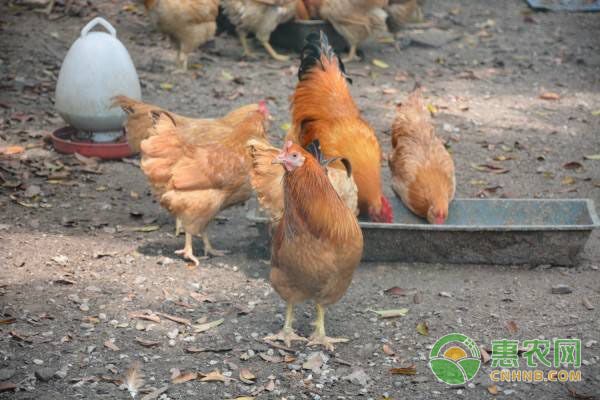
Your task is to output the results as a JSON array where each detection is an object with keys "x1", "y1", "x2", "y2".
[
  {"x1": 298, "y1": 31, "x2": 352, "y2": 84},
  {"x1": 306, "y1": 139, "x2": 353, "y2": 177}
]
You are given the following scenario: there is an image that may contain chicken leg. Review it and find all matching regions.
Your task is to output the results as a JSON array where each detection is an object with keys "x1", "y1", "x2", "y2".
[
  {"x1": 342, "y1": 45, "x2": 359, "y2": 63},
  {"x1": 175, "y1": 218, "x2": 183, "y2": 236},
  {"x1": 307, "y1": 304, "x2": 348, "y2": 351},
  {"x1": 176, "y1": 45, "x2": 189, "y2": 72},
  {"x1": 264, "y1": 303, "x2": 307, "y2": 347},
  {"x1": 259, "y1": 40, "x2": 289, "y2": 62},
  {"x1": 175, "y1": 232, "x2": 200, "y2": 266},
  {"x1": 202, "y1": 232, "x2": 229, "y2": 257},
  {"x1": 239, "y1": 34, "x2": 256, "y2": 59}
]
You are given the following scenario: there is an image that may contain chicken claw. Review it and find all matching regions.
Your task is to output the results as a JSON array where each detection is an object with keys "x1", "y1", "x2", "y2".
[
  {"x1": 202, "y1": 233, "x2": 229, "y2": 257},
  {"x1": 307, "y1": 304, "x2": 349, "y2": 352},
  {"x1": 239, "y1": 35, "x2": 257, "y2": 59},
  {"x1": 264, "y1": 304, "x2": 306, "y2": 347},
  {"x1": 175, "y1": 233, "x2": 200, "y2": 266}
]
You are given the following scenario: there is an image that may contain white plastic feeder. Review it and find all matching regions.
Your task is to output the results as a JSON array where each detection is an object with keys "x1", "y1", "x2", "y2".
[{"x1": 55, "y1": 17, "x2": 141, "y2": 142}]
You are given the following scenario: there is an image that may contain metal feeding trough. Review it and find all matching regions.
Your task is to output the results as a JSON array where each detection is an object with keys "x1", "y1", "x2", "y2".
[
  {"x1": 271, "y1": 20, "x2": 348, "y2": 53},
  {"x1": 247, "y1": 198, "x2": 599, "y2": 266}
]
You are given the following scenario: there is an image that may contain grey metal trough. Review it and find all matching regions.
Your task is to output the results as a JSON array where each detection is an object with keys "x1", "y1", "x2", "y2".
[{"x1": 247, "y1": 198, "x2": 599, "y2": 266}]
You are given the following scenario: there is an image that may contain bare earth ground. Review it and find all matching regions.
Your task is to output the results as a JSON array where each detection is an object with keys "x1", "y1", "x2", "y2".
[{"x1": 1, "y1": 0, "x2": 600, "y2": 399}]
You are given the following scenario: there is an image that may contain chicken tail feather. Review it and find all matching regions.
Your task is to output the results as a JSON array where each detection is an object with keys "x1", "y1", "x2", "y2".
[{"x1": 298, "y1": 31, "x2": 351, "y2": 84}]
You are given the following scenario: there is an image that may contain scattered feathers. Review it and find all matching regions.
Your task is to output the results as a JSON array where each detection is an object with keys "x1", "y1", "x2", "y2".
[{"x1": 123, "y1": 361, "x2": 145, "y2": 399}]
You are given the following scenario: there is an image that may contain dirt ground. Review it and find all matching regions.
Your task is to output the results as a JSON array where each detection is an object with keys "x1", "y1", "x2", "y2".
[{"x1": 1, "y1": 0, "x2": 600, "y2": 399}]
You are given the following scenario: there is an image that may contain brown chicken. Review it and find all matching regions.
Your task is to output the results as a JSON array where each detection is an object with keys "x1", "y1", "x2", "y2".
[
  {"x1": 260, "y1": 140, "x2": 363, "y2": 350},
  {"x1": 143, "y1": 0, "x2": 219, "y2": 70},
  {"x1": 388, "y1": 87, "x2": 455, "y2": 224},
  {"x1": 221, "y1": 0, "x2": 296, "y2": 61},
  {"x1": 113, "y1": 96, "x2": 259, "y2": 154},
  {"x1": 247, "y1": 138, "x2": 358, "y2": 222},
  {"x1": 385, "y1": 0, "x2": 424, "y2": 32},
  {"x1": 288, "y1": 31, "x2": 393, "y2": 223},
  {"x1": 139, "y1": 104, "x2": 270, "y2": 265},
  {"x1": 319, "y1": 0, "x2": 390, "y2": 62}
]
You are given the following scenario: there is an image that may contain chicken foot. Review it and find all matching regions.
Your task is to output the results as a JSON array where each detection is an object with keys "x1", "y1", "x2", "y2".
[
  {"x1": 202, "y1": 232, "x2": 229, "y2": 257},
  {"x1": 175, "y1": 46, "x2": 189, "y2": 72},
  {"x1": 259, "y1": 40, "x2": 289, "y2": 62},
  {"x1": 342, "y1": 45, "x2": 359, "y2": 63},
  {"x1": 175, "y1": 232, "x2": 200, "y2": 266},
  {"x1": 264, "y1": 303, "x2": 307, "y2": 347},
  {"x1": 307, "y1": 304, "x2": 349, "y2": 351}
]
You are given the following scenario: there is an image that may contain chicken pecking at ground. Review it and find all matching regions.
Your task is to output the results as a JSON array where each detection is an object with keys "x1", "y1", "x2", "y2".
[
  {"x1": 143, "y1": 0, "x2": 219, "y2": 70},
  {"x1": 319, "y1": 0, "x2": 390, "y2": 62},
  {"x1": 138, "y1": 103, "x2": 270, "y2": 265},
  {"x1": 287, "y1": 31, "x2": 393, "y2": 223},
  {"x1": 388, "y1": 87, "x2": 455, "y2": 224},
  {"x1": 221, "y1": 0, "x2": 296, "y2": 61},
  {"x1": 257, "y1": 140, "x2": 364, "y2": 350}
]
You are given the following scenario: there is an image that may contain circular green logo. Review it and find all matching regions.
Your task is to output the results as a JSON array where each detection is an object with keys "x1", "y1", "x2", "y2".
[{"x1": 429, "y1": 333, "x2": 481, "y2": 385}]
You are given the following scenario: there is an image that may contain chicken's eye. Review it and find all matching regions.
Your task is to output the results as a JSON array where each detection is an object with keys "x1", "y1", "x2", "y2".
[{"x1": 292, "y1": 153, "x2": 298, "y2": 158}]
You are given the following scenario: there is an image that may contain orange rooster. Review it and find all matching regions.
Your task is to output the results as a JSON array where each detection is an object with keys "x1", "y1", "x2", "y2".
[
  {"x1": 139, "y1": 103, "x2": 270, "y2": 265},
  {"x1": 288, "y1": 31, "x2": 393, "y2": 223},
  {"x1": 388, "y1": 87, "x2": 455, "y2": 224},
  {"x1": 260, "y1": 140, "x2": 363, "y2": 350}
]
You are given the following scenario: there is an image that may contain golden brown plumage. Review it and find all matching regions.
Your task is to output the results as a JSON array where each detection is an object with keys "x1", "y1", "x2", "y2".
[
  {"x1": 263, "y1": 141, "x2": 363, "y2": 350},
  {"x1": 113, "y1": 95, "x2": 259, "y2": 153},
  {"x1": 385, "y1": 0, "x2": 423, "y2": 32},
  {"x1": 319, "y1": 0, "x2": 390, "y2": 62},
  {"x1": 140, "y1": 105, "x2": 270, "y2": 265},
  {"x1": 221, "y1": 0, "x2": 296, "y2": 61},
  {"x1": 144, "y1": 0, "x2": 219, "y2": 70},
  {"x1": 388, "y1": 87, "x2": 455, "y2": 224},
  {"x1": 247, "y1": 138, "x2": 358, "y2": 222},
  {"x1": 288, "y1": 32, "x2": 393, "y2": 223}
]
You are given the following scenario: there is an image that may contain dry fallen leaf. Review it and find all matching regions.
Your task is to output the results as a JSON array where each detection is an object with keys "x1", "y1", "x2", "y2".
[
  {"x1": 0, "y1": 318, "x2": 16, "y2": 324},
  {"x1": 562, "y1": 176, "x2": 576, "y2": 185},
  {"x1": 239, "y1": 368, "x2": 256, "y2": 384},
  {"x1": 390, "y1": 365, "x2": 417, "y2": 375},
  {"x1": 505, "y1": 320, "x2": 519, "y2": 334},
  {"x1": 416, "y1": 321, "x2": 429, "y2": 336},
  {"x1": 384, "y1": 287, "x2": 417, "y2": 297},
  {"x1": 134, "y1": 337, "x2": 160, "y2": 347},
  {"x1": 584, "y1": 154, "x2": 600, "y2": 160},
  {"x1": 104, "y1": 339, "x2": 120, "y2": 352},
  {"x1": 0, "y1": 145, "x2": 25, "y2": 156},
  {"x1": 488, "y1": 384, "x2": 498, "y2": 395},
  {"x1": 193, "y1": 318, "x2": 224, "y2": 333},
  {"x1": 156, "y1": 312, "x2": 191, "y2": 326},
  {"x1": 129, "y1": 312, "x2": 161, "y2": 323},
  {"x1": 171, "y1": 371, "x2": 198, "y2": 384},
  {"x1": 480, "y1": 345, "x2": 491, "y2": 364},
  {"x1": 369, "y1": 308, "x2": 409, "y2": 318},
  {"x1": 563, "y1": 161, "x2": 583, "y2": 170},
  {"x1": 129, "y1": 225, "x2": 160, "y2": 233},
  {"x1": 471, "y1": 163, "x2": 509, "y2": 174},
  {"x1": 372, "y1": 59, "x2": 389, "y2": 69},
  {"x1": 582, "y1": 296, "x2": 594, "y2": 310},
  {"x1": 382, "y1": 344, "x2": 395, "y2": 356},
  {"x1": 0, "y1": 382, "x2": 16, "y2": 392},
  {"x1": 539, "y1": 92, "x2": 560, "y2": 100},
  {"x1": 199, "y1": 370, "x2": 227, "y2": 382}
]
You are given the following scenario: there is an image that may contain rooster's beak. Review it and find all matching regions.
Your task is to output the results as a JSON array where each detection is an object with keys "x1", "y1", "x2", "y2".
[{"x1": 272, "y1": 153, "x2": 286, "y2": 165}]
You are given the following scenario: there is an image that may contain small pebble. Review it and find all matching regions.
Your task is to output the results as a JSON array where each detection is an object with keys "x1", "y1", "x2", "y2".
[
  {"x1": 33, "y1": 359, "x2": 44, "y2": 365},
  {"x1": 35, "y1": 368, "x2": 55, "y2": 382}
]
